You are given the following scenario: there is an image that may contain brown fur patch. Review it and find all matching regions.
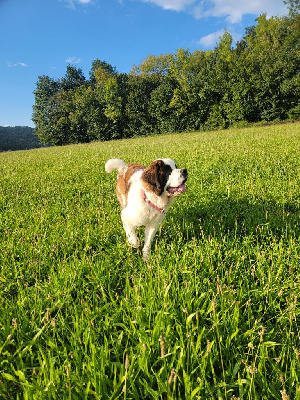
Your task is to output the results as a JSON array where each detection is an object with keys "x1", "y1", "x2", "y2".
[
  {"x1": 142, "y1": 160, "x2": 171, "y2": 196},
  {"x1": 116, "y1": 163, "x2": 144, "y2": 208}
]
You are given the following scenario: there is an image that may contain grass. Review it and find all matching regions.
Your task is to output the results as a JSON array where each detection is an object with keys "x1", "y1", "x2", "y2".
[{"x1": 0, "y1": 123, "x2": 299, "y2": 399}]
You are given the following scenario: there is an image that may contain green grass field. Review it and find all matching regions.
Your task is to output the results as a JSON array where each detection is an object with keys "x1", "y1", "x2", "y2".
[{"x1": 0, "y1": 123, "x2": 299, "y2": 399}]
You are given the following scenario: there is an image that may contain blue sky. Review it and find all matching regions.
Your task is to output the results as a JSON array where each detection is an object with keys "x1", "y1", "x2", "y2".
[{"x1": 0, "y1": 0, "x2": 289, "y2": 128}]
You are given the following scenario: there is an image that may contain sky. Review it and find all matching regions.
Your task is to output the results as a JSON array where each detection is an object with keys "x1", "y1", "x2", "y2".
[{"x1": 0, "y1": 0, "x2": 289, "y2": 128}]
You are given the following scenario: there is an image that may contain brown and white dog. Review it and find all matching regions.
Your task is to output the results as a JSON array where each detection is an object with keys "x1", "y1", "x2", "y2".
[{"x1": 105, "y1": 158, "x2": 188, "y2": 259}]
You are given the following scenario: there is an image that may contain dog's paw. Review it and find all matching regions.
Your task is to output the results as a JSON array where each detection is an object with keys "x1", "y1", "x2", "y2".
[
  {"x1": 142, "y1": 246, "x2": 151, "y2": 261},
  {"x1": 127, "y1": 235, "x2": 140, "y2": 248}
]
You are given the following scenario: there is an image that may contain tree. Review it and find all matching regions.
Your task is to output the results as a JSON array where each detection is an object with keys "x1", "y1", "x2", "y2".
[
  {"x1": 125, "y1": 74, "x2": 160, "y2": 136},
  {"x1": 285, "y1": 0, "x2": 300, "y2": 16},
  {"x1": 61, "y1": 65, "x2": 86, "y2": 91},
  {"x1": 63, "y1": 86, "x2": 103, "y2": 143},
  {"x1": 89, "y1": 59, "x2": 116, "y2": 87},
  {"x1": 149, "y1": 77, "x2": 179, "y2": 133},
  {"x1": 32, "y1": 75, "x2": 61, "y2": 143},
  {"x1": 91, "y1": 66, "x2": 127, "y2": 140},
  {"x1": 131, "y1": 54, "x2": 170, "y2": 77},
  {"x1": 243, "y1": 13, "x2": 300, "y2": 121}
]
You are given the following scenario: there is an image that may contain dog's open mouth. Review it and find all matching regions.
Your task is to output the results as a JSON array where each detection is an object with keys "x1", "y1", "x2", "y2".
[{"x1": 167, "y1": 184, "x2": 186, "y2": 196}]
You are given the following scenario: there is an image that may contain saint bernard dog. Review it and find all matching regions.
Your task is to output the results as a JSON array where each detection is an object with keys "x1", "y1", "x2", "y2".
[{"x1": 105, "y1": 158, "x2": 188, "y2": 259}]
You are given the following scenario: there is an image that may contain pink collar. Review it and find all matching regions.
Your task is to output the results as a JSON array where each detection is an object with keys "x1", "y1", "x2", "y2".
[{"x1": 142, "y1": 190, "x2": 165, "y2": 214}]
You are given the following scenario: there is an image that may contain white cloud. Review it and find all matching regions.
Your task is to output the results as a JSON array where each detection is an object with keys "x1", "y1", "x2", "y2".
[
  {"x1": 60, "y1": 0, "x2": 93, "y2": 9},
  {"x1": 193, "y1": 0, "x2": 288, "y2": 49},
  {"x1": 139, "y1": 0, "x2": 289, "y2": 22},
  {"x1": 141, "y1": 0, "x2": 196, "y2": 12},
  {"x1": 7, "y1": 62, "x2": 28, "y2": 68},
  {"x1": 195, "y1": 0, "x2": 288, "y2": 23},
  {"x1": 197, "y1": 27, "x2": 242, "y2": 48},
  {"x1": 197, "y1": 29, "x2": 225, "y2": 47},
  {"x1": 66, "y1": 56, "x2": 82, "y2": 64}
]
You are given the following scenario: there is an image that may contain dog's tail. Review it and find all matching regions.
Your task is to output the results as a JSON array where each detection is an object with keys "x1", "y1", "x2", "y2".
[{"x1": 105, "y1": 159, "x2": 127, "y2": 173}]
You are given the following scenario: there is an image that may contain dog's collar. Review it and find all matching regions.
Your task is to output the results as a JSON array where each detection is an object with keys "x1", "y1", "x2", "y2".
[{"x1": 142, "y1": 190, "x2": 165, "y2": 214}]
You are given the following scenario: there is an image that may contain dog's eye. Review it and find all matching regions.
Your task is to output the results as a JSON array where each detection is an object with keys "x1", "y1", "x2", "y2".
[{"x1": 164, "y1": 165, "x2": 173, "y2": 179}]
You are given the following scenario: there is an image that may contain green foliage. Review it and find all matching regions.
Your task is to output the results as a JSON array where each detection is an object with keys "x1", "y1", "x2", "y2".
[
  {"x1": 0, "y1": 124, "x2": 300, "y2": 398},
  {"x1": 149, "y1": 77, "x2": 180, "y2": 133},
  {"x1": 285, "y1": 0, "x2": 300, "y2": 16},
  {"x1": 89, "y1": 59, "x2": 116, "y2": 87},
  {"x1": 61, "y1": 65, "x2": 86, "y2": 91},
  {"x1": 0, "y1": 126, "x2": 45, "y2": 152},
  {"x1": 95, "y1": 71, "x2": 127, "y2": 140},
  {"x1": 125, "y1": 74, "x2": 160, "y2": 136},
  {"x1": 131, "y1": 53, "x2": 170, "y2": 77},
  {"x1": 32, "y1": 8, "x2": 300, "y2": 145},
  {"x1": 32, "y1": 75, "x2": 61, "y2": 143},
  {"x1": 288, "y1": 102, "x2": 300, "y2": 119}
]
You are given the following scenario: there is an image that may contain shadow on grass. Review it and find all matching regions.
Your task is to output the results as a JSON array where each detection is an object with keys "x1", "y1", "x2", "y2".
[{"x1": 168, "y1": 194, "x2": 299, "y2": 242}]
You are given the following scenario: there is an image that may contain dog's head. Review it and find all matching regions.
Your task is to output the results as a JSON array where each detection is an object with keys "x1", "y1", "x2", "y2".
[{"x1": 142, "y1": 158, "x2": 187, "y2": 196}]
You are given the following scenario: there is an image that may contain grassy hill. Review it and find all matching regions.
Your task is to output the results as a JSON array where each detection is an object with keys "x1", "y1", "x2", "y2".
[{"x1": 0, "y1": 123, "x2": 299, "y2": 399}]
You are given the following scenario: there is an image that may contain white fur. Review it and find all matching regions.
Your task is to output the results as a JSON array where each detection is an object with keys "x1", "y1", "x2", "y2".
[
  {"x1": 106, "y1": 158, "x2": 187, "y2": 259},
  {"x1": 122, "y1": 176, "x2": 174, "y2": 258},
  {"x1": 105, "y1": 158, "x2": 126, "y2": 173}
]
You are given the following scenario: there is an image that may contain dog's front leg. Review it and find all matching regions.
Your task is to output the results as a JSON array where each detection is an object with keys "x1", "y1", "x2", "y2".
[
  {"x1": 143, "y1": 225, "x2": 159, "y2": 260},
  {"x1": 124, "y1": 223, "x2": 140, "y2": 248},
  {"x1": 121, "y1": 212, "x2": 140, "y2": 248}
]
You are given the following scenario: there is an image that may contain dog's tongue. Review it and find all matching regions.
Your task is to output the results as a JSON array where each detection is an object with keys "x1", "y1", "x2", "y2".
[{"x1": 168, "y1": 184, "x2": 186, "y2": 196}]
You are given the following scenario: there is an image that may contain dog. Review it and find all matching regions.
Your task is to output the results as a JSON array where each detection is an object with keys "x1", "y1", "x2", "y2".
[{"x1": 105, "y1": 158, "x2": 187, "y2": 259}]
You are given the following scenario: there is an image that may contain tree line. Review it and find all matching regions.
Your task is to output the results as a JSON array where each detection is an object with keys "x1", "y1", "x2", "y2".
[
  {"x1": 0, "y1": 126, "x2": 46, "y2": 152},
  {"x1": 32, "y1": 1, "x2": 300, "y2": 145}
]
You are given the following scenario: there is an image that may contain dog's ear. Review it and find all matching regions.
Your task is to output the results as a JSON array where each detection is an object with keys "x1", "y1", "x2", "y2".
[{"x1": 142, "y1": 160, "x2": 167, "y2": 196}]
